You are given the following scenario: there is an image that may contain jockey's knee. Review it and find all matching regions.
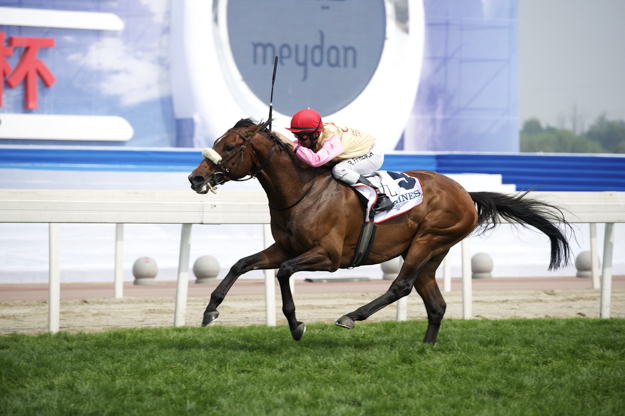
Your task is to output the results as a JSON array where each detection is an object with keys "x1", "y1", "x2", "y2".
[{"x1": 332, "y1": 168, "x2": 359, "y2": 185}]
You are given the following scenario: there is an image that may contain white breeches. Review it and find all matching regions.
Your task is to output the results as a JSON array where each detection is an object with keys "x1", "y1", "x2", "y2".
[{"x1": 331, "y1": 143, "x2": 384, "y2": 185}]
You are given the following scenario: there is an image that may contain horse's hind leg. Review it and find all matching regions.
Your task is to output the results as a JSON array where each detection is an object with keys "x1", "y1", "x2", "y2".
[
  {"x1": 412, "y1": 251, "x2": 448, "y2": 344},
  {"x1": 336, "y1": 241, "x2": 437, "y2": 330},
  {"x1": 336, "y1": 249, "x2": 448, "y2": 344}
]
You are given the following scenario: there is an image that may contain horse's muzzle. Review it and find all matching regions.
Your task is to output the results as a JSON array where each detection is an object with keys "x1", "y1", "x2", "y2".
[{"x1": 188, "y1": 172, "x2": 225, "y2": 194}]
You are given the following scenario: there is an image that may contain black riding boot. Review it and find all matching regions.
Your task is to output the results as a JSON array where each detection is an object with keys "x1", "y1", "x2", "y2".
[{"x1": 357, "y1": 175, "x2": 394, "y2": 214}]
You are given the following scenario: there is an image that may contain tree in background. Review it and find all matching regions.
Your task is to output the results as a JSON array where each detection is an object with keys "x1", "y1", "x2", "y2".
[
  {"x1": 586, "y1": 114, "x2": 625, "y2": 153},
  {"x1": 520, "y1": 114, "x2": 625, "y2": 153}
]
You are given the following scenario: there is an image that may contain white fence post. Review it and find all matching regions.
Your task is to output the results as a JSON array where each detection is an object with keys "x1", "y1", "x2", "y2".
[
  {"x1": 396, "y1": 297, "x2": 407, "y2": 321},
  {"x1": 263, "y1": 224, "x2": 276, "y2": 326},
  {"x1": 396, "y1": 257, "x2": 407, "y2": 321},
  {"x1": 114, "y1": 223, "x2": 124, "y2": 298},
  {"x1": 48, "y1": 223, "x2": 60, "y2": 334},
  {"x1": 600, "y1": 223, "x2": 615, "y2": 318},
  {"x1": 174, "y1": 224, "x2": 193, "y2": 327},
  {"x1": 443, "y1": 257, "x2": 451, "y2": 292},
  {"x1": 0, "y1": 190, "x2": 622, "y2": 332},
  {"x1": 461, "y1": 238, "x2": 472, "y2": 319},
  {"x1": 590, "y1": 223, "x2": 600, "y2": 289}
]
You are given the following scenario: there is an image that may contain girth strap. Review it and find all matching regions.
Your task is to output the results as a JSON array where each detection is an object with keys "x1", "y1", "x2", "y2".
[{"x1": 347, "y1": 213, "x2": 377, "y2": 268}]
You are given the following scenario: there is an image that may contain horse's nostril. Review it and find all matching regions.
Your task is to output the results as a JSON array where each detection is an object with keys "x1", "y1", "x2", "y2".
[{"x1": 189, "y1": 175, "x2": 204, "y2": 185}]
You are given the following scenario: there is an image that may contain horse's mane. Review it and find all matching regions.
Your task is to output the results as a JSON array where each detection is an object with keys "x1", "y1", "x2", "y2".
[
  {"x1": 233, "y1": 118, "x2": 257, "y2": 128},
  {"x1": 232, "y1": 117, "x2": 296, "y2": 149}
]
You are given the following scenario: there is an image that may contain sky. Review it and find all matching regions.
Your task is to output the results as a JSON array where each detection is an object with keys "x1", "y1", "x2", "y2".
[{"x1": 519, "y1": 0, "x2": 625, "y2": 132}]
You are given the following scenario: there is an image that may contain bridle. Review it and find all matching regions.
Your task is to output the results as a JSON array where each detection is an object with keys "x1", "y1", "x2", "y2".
[
  {"x1": 205, "y1": 124, "x2": 318, "y2": 210},
  {"x1": 203, "y1": 56, "x2": 317, "y2": 210},
  {"x1": 213, "y1": 126, "x2": 279, "y2": 181}
]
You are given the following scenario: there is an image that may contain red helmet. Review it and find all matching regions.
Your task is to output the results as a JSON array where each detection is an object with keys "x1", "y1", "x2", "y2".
[{"x1": 286, "y1": 109, "x2": 324, "y2": 133}]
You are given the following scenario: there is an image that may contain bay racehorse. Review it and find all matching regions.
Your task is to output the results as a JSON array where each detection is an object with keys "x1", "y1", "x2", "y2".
[{"x1": 188, "y1": 118, "x2": 571, "y2": 344}]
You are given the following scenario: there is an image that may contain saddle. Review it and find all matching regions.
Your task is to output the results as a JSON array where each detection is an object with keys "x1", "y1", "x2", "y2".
[{"x1": 347, "y1": 171, "x2": 424, "y2": 268}]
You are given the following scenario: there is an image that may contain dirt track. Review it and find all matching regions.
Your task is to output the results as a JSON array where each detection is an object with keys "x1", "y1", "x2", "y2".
[{"x1": 1, "y1": 289, "x2": 623, "y2": 335}]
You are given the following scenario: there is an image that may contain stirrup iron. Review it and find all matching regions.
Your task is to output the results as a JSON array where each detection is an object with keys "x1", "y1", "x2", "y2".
[{"x1": 357, "y1": 175, "x2": 393, "y2": 214}]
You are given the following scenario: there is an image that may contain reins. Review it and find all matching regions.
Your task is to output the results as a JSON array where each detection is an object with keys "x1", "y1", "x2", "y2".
[
  {"x1": 206, "y1": 56, "x2": 316, "y2": 210},
  {"x1": 209, "y1": 126, "x2": 317, "y2": 210},
  {"x1": 249, "y1": 132, "x2": 278, "y2": 176}
]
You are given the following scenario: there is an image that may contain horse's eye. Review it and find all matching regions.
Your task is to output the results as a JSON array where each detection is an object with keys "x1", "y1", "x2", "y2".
[{"x1": 224, "y1": 144, "x2": 235, "y2": 152}]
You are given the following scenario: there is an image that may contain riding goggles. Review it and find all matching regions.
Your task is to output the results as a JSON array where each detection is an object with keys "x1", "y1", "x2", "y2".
[{"x1": 294, "y1": 131, "x2": 318, "y2": 141}]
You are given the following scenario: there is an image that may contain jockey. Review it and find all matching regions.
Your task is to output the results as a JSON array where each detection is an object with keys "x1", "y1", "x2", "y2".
[{"x1": 286, "y1": 108, "x2": 393, "y2": 214}]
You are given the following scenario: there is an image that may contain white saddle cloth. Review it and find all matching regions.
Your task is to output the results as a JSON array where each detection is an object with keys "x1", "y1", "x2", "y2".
[{"x1": 352, "y1": 171, "x2": 424, "y2": 224}]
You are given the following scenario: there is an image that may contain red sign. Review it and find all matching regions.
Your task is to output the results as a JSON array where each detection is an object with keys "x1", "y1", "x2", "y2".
[
  {"x1": 0, "y1": 32, "x2": 13, "y2": 108},
  {"x1": 0, "y1": 31, "x2": 56, "y2": 110}
]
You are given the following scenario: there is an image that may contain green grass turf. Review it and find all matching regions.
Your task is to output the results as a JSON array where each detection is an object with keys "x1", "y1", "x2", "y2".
[{"x1": 1, "y1": 319, "x2": 624, "y2": 415}]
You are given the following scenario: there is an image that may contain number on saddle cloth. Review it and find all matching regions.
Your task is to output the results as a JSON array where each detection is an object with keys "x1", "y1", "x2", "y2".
[
  {"x1": 387, "y1": 171, "x2": 417, "y2": 191},
  {"x1": 347, "y1": 171, "x2": 422, "y2": 268},
  {"x1": 351, "y1": 170, "x2": 423, "y2": 224}
]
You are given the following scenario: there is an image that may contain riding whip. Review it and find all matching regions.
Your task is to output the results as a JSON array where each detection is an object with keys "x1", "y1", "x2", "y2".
[{"x1": 267, "y1": 56, "x2": 278, "y2": 132}]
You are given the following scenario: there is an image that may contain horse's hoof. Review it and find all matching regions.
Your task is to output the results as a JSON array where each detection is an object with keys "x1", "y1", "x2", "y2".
[
  {"x1": 335, "y1": 315, "x2": 355, "y2": 329},
  {"x1": 291, "y1": 323, "x2": 306, "y2": 341},
  {"x1": 202, "y1": 311, "x2": 219, "y2": 327}
]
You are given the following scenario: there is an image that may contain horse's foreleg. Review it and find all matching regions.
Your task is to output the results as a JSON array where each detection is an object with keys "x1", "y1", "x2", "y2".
[
  {"x1": 276, "y1": 247, "x2": 335, "y2": 341},
  {"x1": 412, "y1": 251, "x2": 448, "y2": 344},
  {"x1": 202, "y1": 244, "x2": 290, "y2": 326}
]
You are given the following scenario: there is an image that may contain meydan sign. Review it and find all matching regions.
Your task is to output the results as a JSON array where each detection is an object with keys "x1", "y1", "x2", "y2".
[
  {"x1": 227, "y1": 0, "x2": 387, "y2": 117},
  {"x1": 170, "y1": 0, "x2": 424, "y2": 151}
]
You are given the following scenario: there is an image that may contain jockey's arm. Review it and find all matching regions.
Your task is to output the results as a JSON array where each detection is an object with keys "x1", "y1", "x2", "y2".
[{"x1": 293, "y1": 135, "x2": 344, "y2": 167}]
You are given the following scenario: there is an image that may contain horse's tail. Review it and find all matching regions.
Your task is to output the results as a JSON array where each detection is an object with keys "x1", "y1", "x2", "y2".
[{"x1": 469, "y1": 191, "x2": 572, "y2": 271}]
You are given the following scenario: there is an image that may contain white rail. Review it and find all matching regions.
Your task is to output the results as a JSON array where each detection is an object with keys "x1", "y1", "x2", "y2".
[{"x1": 1, "y1": 190, "x2": 623, "y2": 333}]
